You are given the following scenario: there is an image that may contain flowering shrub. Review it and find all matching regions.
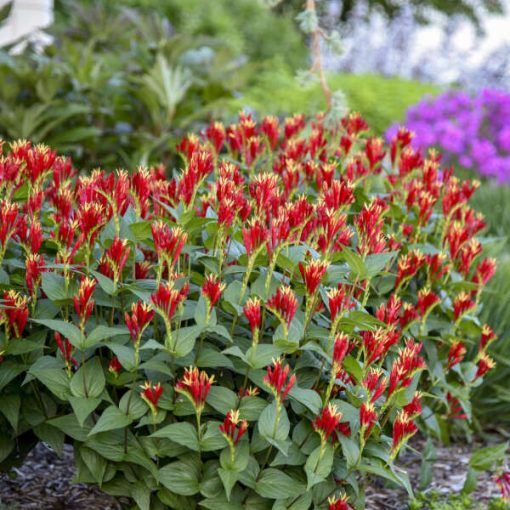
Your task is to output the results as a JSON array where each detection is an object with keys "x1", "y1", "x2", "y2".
[
  {"x1": 0, "y1": 113, "x2": 499, "y2": 509},
  {"x1": 386, "y1": 89, "x2": 510, "y2": 183}
]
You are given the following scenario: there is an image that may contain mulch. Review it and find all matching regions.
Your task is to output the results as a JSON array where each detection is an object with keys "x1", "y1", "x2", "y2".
[{"x1": 0, "y1": 438, "x2": 506, "y2": 509}]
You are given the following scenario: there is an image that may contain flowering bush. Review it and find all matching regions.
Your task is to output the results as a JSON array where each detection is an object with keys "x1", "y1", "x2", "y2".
[
  {"x1": 0, "y1": 113, "x2": 499, "y2": 509},
  {"x1": 386, "y1": 89, "x2": 510, "y2": 183}
]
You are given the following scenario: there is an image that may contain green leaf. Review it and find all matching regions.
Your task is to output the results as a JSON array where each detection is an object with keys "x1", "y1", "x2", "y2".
[
  {"x1": 41, "y1": 272, "x2": 74, "y2": 302},
  {"x1": 359, "y1": 461, "x2": 413, "y2": 497},
  {"x1": 194, "y1": 295, "x2": 210, "y2": 327},
  {"x1": 206, "y1": 386, "x2": 238, "y2": 415},
  {"x1": 131, "y1": 481, "x2": 152, "y2": 510},
  {"x1": 70, "y1": 358, "x2": 105, "y2": 399},
  {"x1": 88, "y1": 406, "x2": 132, "y2": 436},
  {"x1": 80, "y1": 446, "x2": 108, "y2": 485},
  {"x1": 33, "y1": 423, "x2": 65, "y2": 457},
  {"x1": 258, "y1": 401, "x2": 290, "y2": 443},
  {"x1": 239, "y1": 397, "x2": 267, "y2": 421},
  {"x1": 151, "y1": 422, "x2": 200, "y2": 451},
  {"x1": 0, "y1": 394, "x2": 20, "y2": 431},
  {"x1": 173, "y1": 325, "x2": 202, "y2": 357},
  {"x1": 255, "y1": 468, "x2": 306, "y2": 499},
  {"x1": 218, "y1": 468, "x2": 238, "y2": 500},
  {"x1": 305, "y1": 443, "x2": 334, "y2": 489},
  {"x1": 159, "y1": 457, "x2": 201, "y2": 496},
  {"x1": 29, "y1": 367, "x2": 70, "y2": 400},
  {"x1": 288, "y1": 386, "x2": 322, "y2": 414},
  {"x1": 49, "y1": 414, "x2": 91, "y2": 442},
  {"x1": 0, "y1": 361, "x2": 24, "y2": 391},
  {"x1": 469, "y1": 442, "x2": 508, "y2": 471},
  {"x1": 90, "y1": 270, "x2": 115, "y2": 295},
  {"x1": 32, "y1": 319, "x2": 83, "y2": 348},
  {"x1": 85, "y1": 325, "x2": 128, "y2": 349},
  {"x1": 200, "y1": 421, "x2": 227, "y2": 452},
  {"x1": 246, "y1": 344, "x2": 283, "y2": 369},
  {"x1": 364, "y1": 251, "x2": 397, "y2": 278},
  {"x1": 339, "y1": 434, "x2": 360, "y2": 469},
  {"x1": 341, "y1": 248, "x2": 366, "y2": 277},
  {"x1": 69, "y1": 396, "x2": 101, "y2": 427}
]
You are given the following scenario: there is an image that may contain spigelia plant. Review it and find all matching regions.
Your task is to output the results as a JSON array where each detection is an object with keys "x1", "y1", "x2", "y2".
[
  {"x1": 386, "y1": 89, "x2": 510, "y2": 183},
  {"x1": 0, "y1": 113, "x2": 500, "y2": 509}
]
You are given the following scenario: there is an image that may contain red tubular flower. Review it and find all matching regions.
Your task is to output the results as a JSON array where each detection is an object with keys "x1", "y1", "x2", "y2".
[
  {"x1": 360, "y1": 402, "x2": 377, "y2": 437},
  {"x1": 362, "y1": 368, "x2": 387, "y2": 403},
  {"x1": 313, "y1": 403, "x2": 343, "y2": 443},
  {"x1": 376, "y1": 294, "x2": 401, "y2": 327},
  {"x1": 175, "y1": 366, "x2": 215, "y2": 412},
  {"x1": 220, "y1": 409, "x2": 248, "y2": 446},
  {"x1": 108, "y1": 356, "x2": 122, "y2": 376},
  {"x1": 417, "y1": 288, "x2": 440, "y2": 316},
  {"x1": 404, "y1": 392, "x2": 423, "y2": 418},
  {"x1": 388, "y1": 340, "x2": 426, "y2": 396},
  {"x1": 445, "y1": 222, "x2": 470, "y2": 260},
  {"x1": 400, "y1": 303, "x2": 419, "y2": 329},
  {"x1": 242, "y1": 219, "x2": 268, "y2": 258},
  {"x1": 151, "y1": 221, "x2": 188, "y2": 270},
  {"x1": 395, "y1": 250, "x2": 425, "y2": 289},
  {"x1": 140, "y1": 381, "x2": 163, "y2": 414},
  {"x1": 446, "y1": 393, "x2": 468, "y2": 420},
  {"x1": 453, "y1": 292, "x2": 476, "y2": 321},
  {"x1": 264, "y1": 357, "x2": 296, "y2": 402},
  {"x1": 365, "y1": 137, "x2": 386, "y2": 171},
  {"x1": 266, "y1": 286, "x2": 298, "y2": 332},
  {"x1": 284, "y1": 114, "x2": 305, "y2": 139},
  {"x1": 238, "y1": 385, "x2": 260, "y2": 398},
  {"x1": 55, "y1": 332, "x2": 78, "y2": 368},
  {"x1": 479, "y1": 324, "x2": 497, "y2": 352},
  {"x1": 458, "y1": 240, "x2": 482, "y2": 276},
  {"x1": 73, "y1": 277, "x2": 97, "y2": 326},
  {"x1": 125, "y1": 301, "x2": 154, "y2": 343},
  {"x1": 261, "y1": 116, "x2": 280, "y2": 149},
  {"x1": 425, "y1": 253, "x2": 449, "y2": 283},
  {"x1": 328, "y1": 494, "x2": 350, "y2": 510},
  {"x1": 327, "y1": 286, "x2": 355, "y2": 323},
  {"x1": 243, "y1": 297, "x2": 261, "y2": 334},
  {"x1": 99, "y1": 237, "x2": 130, "y2": 281},
  {"x1": 205, "y1": 121, "x2": 226, "y2": 153},
  {"x1": 472, "y1": 257, "x2": 497, "y2": 286},
  {"x1": 135, "y1": 261, "x2": 151, "y2": 279},
  {"x1": 447, "y1": 341, "x2": 466, "y2": 369},
  {"x1": 299, "y1": 259, "x2": 329, "y2": 295},
  {"x1": 495, "y1": 472, "x2": 510, "y2": 500},
  {"x1": 473, "y1": 353, "x2": 495, "y2": 381},
  {"x1": 332, "y1": 333, "x2": 350, "y2": 374},
  {"x1": 201, "y1": 274, "x2": 225, "y2": 310},
  {"x1": 2, "y1": 290, "x2": 28, "y2": 339},
  {"x1": 362, "y1": 328, "x2": 399, "y2": 366},
  {"x1": 151, "y1": 282, "x2": 188, "y2": 322},
  {"x1": 0, "y1": 199, "x2": 18, "y2": 249},
  {"x1": 176, "y1": 133, "x2": 201, "y2": 160},
  {"x1": 390, "y1": 127, "x2": 413, "y2": 165},
  {"x1": 322, "y1": 179, "x2": 355, "y2": 209},
  {"x1": 25, "y1": 253, "x2": 45, "y2": 294},
  {"x1": 76, "y1": 202, "x2": 105, "y2": 245},
  {"x1": 391, "y1": 411, "x2": 418, "y2": 456},
  {"x1": 28, "y1": 221, "x2": 43, "y2": 254}
]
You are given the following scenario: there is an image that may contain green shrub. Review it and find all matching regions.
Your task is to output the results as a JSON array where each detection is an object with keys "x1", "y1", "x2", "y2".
[{"x1": 0, "y1": 112, "x2": 500, "y2": 508}]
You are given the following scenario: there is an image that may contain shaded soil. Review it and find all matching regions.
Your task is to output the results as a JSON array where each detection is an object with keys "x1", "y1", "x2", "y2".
[
  {"x1": 0, "y1": 443, "x2": 121, "y2": 510},
  {"x1": 0, "y1": 439, "x2": 506, "y2": 509}
]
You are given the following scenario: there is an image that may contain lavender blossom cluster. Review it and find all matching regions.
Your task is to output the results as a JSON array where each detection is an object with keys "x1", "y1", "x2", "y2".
[{"x1": 387, "y1": 89, "x2": 510, "y2": 183}]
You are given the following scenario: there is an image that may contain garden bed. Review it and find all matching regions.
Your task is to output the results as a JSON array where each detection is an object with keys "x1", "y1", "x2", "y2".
[{"x1": 0, "y1": 438, "x2": 503, "y2": 510}]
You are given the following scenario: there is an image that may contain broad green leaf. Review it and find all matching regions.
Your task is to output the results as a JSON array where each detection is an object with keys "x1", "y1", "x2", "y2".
[
  {"x1": 173, "y1": 325, "x2": 202, "y2": 357},
  {"x1": 258, "y1": 401, "x2": 290, "y2": 443},
  {"x1": 69, "y1": 396, "x2": 101, "y2": 427},
  {"x1": 88, "y1": 405, "x2": 132, "y2": 436},
  {"x1": 159, "y1": 457, "x2": 201, "y2": 496},
  {"x1": 32, "y1": 319, "x2": 83, "y2": 348},
  {"x1": 255, "y1": 468, "x2": 306, "y2": 499},
  {"x1": 85, "y1": 325, "x2": 129, "y2": 349},
  {"x1": 151, "y1": 422, "x2": 200, "y2": 451},
  {"x1": 305, "y1": 443, "x2": 334, "y2": 489},
  {"x1": 469, "y1": 442, "x2": 509, "y2": 471},
  {"x1": 70, "y1": 357, "x2": 105, "y2": 399},
  {"x1": 206, "y1": 386, "x2": 238, "y2": 415}
]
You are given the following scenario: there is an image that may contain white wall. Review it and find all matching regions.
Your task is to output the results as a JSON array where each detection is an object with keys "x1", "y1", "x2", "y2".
[{"x1": 0, "y1": 0, "x2": 53, "y2": 48}]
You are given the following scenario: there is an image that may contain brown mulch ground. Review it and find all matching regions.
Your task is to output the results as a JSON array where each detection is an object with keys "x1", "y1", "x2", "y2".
[
  {"x1": 0, "y1": 439, "x2": 506, "y2": 509},
  {"x1": 0, "y1": 443, "x2": 121, "y2": 510}
]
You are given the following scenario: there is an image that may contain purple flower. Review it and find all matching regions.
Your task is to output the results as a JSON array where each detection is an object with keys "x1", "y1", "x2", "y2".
[{"x1": 386, "y1": 88, "x2": 510, "y2": 183}]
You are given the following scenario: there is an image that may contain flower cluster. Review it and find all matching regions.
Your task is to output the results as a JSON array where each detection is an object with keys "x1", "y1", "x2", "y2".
[
  {"x1": 0, "y1": 114, "x2": 500, "y2": 508},
  {"x1": 387, "y1": 89, "x2": 510, "y2": 182}
]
